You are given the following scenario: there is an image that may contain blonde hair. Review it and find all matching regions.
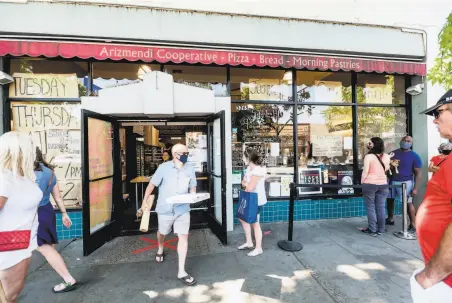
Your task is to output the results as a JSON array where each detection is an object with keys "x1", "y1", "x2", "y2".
[{"x1": 0, "y1": 132, "x2": 36, "y2": 181}]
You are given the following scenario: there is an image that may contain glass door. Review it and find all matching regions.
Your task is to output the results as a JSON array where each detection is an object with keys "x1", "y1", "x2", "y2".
[
  {"x1": 81, "y1": 110, "x2": 122, "y2": 256},
  {"x1": 206, "y1": 110, "x2": 227, "y2": 244}
]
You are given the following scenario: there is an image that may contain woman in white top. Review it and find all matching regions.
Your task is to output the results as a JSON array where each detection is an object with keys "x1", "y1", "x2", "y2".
[
  {"x1": 0, "y1": 132, "x2": 43, "y2": 302},
  {"x1": 238, "y1": 148, "x2": 267, "y2": 257}
]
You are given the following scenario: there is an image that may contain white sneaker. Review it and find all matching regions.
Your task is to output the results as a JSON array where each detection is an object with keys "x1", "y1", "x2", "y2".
[{"x1": 247, "y1": 249, "x2": 263, "y2": 257}]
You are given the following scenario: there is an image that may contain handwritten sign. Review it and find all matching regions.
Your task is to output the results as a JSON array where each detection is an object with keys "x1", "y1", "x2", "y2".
[
  {"x1": 364, "y1": 84, "x2": 393, "y2": 104},
  {"x1": 248, "y1": 79, "x2": 290, "y2": 101},
  {"x1": 11, "y1": 103, "x2": 81, "y2": 131},
  {"x1": 314, "y1": 81, "x2": 343, "y2": 103},
  {"x1": 312, "y1": 135, "x2": 343, "y2": 157},
  {"x1": 47, "y1": 130, "x2": 81, "y2": 157},
  {"x1": 9, "y1": 73, "x2": 79, "y2": 99},
  {"x1": 89, "y1": 178, "x2": 113, "y2": 233}
]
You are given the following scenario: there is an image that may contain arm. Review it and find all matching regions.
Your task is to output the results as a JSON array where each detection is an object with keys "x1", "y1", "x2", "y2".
[
  {"x1": 412, "y1": 168, "x2": 422, "y2": 195},
  {"x1": 142, "y1": 183, "x2": 156, "y2": 210},
  {"x1": 429, "y1": 160, "x2": 440, "y2": 173},
  {"x1": 245, "y1": 176, "x2": 262, "y2": 192},
  {"x1": 361, "y1": 155, "x2": 370, "y2": 184},
  {"x1": 142, "y1": 167, "x2": 164, "y2": 210},
  {"x1": 189, "y1": 166, "x2": 197, "y2": 194},
  {"x1": 51, "y1": 184, "x2": 72, "y2": 228},
  {"x1": 416, "y1": 223, "x2": 452, "y2": 288},
  {"x1": 0, "y1": 197, "x2": 6, "y2": 210}
]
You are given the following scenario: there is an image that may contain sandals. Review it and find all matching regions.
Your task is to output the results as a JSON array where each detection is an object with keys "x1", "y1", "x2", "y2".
[
  {"x1": 238, "y1": 243, "x2": 254, "y2": 250},
  {"x1": 178, "y1": 274, "x2": 197, "y2": 286},
  {"x1": 52, "y1": 281, "x2": 77, "y2": 293},
  {"x1": 156, "y1": 252, "x2": 164, "y2": 263}
]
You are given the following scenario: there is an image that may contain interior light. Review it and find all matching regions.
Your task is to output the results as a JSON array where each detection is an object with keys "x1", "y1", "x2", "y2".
[{"x1": 283, "y1": 71, "x2": 293, "y2": 85}]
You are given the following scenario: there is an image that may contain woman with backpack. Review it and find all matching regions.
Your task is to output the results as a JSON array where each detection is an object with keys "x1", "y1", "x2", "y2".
[{"x1": 360, "y1": 137, "x2": 391, "y2": 237}]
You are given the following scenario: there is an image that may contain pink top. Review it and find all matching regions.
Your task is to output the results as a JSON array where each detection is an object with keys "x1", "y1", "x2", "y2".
[{"x1": 361, "y1": 153, "x2": 390, "y2": 185}]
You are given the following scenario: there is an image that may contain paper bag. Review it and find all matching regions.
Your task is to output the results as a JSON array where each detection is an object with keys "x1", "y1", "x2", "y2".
[{"x1": 139, "y1": 195, "x2": 155, "y2": 233}]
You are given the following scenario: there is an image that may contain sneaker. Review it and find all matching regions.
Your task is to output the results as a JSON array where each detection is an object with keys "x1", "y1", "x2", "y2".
[
  {"x1": 377, "y1": 229, "x2": 388, "y2": 236},
  {"x1": 361, "y1": 228, "x2": 378, "y2": 237},
  {"x1": 385, "y1": 218, "x2": 395, "y2": 225},
  {"x1": 408, "y1": 225, "x2": 416, "y2": 233}
]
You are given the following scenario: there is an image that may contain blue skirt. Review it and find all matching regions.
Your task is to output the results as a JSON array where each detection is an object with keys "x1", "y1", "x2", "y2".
[{"x1": 37, "y1": 202, "x2": 59, "y2": 246}]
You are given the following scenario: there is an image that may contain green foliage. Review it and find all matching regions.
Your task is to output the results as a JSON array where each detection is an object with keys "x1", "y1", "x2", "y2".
[{"x1": 428, "y1": 12, "x2": 452, "y2": 90}]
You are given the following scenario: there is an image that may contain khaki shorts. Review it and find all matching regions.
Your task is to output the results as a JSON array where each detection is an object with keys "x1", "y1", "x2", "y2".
[{"x1": 158, "y1": 212, "x2": 190, "y2": 235}]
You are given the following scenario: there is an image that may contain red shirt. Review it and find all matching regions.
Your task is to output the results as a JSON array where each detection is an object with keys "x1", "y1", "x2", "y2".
[
  {"x1": 431, "y1": 155, "x2": 448, "y2": 167},
  {"x1": 417, "y1": 155, "x2": 452, "y2": 287}
]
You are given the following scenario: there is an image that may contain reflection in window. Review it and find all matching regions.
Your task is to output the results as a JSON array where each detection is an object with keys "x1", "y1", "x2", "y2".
[
  {"x1": 10, "y1": 59, "x2": 88, "y2": 97},
  {"x1": 93, "y1": 62, "x2": 161, "y2": 95},
  {"x1": 357, "y1": 74, "x2": 406, "y2": 105},
  {"x1": 297, "y1": 105, "x2": 354, "y2": 195},
  {"x1": 10, "y1": 101, "x2": 82, "y2": 209},
  {"x1": 164, "y1": 65, "x2": 228, "y2": 97},
  {"x1": 231, "y1": 103, "x2": 295, "y2": 197},
  {"x1": 230, "y1": 68, "x2": 292, "y2": 101},
  {"x1": 296, "y1": 71, "x2": 352, "y2": 103},
  {"x1": 358, "y1": 107, "x2": 407, "y2": 166}
]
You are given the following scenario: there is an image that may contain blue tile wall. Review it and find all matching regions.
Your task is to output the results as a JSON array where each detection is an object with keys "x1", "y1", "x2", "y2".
[
  {"x1": 234, "y1": 198, "x2": 402, "y2": 225},
  {"x1": 56, "y1": 211, "x2": 83, "y2": 240}
]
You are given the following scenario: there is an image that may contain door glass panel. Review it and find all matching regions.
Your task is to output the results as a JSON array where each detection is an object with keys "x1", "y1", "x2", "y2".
[
  {"x1": 87, "y1": 117, "x2": 115, "y2": 234},
  {"x1": 89, "y1": 177, "x2": 113, "y2": 234},
  {"x1": 213, "y1": 118, "x2": 222, "y2": 224}
]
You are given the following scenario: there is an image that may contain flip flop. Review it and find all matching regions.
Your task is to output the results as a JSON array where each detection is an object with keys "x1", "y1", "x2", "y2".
[
  {"x1": 52, "y1": 282, "x2": 77, "y2": 293},
  {"x1": 156, "y1": 253, "x2": 164, "y2": 263},
  {"x1": 178, "y1": 274, "x2": 197, "y2": 286}
]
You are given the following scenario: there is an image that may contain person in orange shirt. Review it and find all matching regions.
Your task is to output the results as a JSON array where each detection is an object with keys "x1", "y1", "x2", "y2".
[
  {"x1": 429, "y1": 143, "x2": 451, "y2": 175},
  {"x1": 412, "y1": 89, "x2": 452, "y2": 302}
]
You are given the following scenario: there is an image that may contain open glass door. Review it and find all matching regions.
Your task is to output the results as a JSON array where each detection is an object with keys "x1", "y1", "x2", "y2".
[
  {"x1": 206, "y1": 110, "x2": 227, "y2": 244},
  {"x1": 81, "y1": 110, "x2": 122, "y2": 256}
]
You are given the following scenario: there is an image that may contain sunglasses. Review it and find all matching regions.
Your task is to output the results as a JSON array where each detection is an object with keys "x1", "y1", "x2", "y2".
[{"x1": 433, "y1": 108, "x2": 449, "y2": 119}]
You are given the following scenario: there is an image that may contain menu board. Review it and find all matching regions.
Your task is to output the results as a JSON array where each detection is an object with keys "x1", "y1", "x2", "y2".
[
  {"x1": 136, "y1": 143, "x2": 144, "y2": 176},
  {"x1": 311, "y1": 135, "x2": 343, "y2": 158},
  {"x1": 88, "y1": 118, "x2": 114, "y2": 180},
  {"x1": 299, "y1": 168, "x2": 322, "y2": 195},
  {"x1": 89, "y1": 177, "x2": 113, "y2": 234}
]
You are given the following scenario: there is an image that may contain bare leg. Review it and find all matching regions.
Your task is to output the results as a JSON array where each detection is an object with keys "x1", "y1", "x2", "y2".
[
  {"x1": 248, "y1": 215, "x2": 263, "y2": 257},
  {"x1": 408, "y1": 203, "x2": 416, "y2": 227},
  {"x1": 156, "y1": 232, "x2": 165, "y2": 262},
  {"x1": 37, "y1": 245, "x2": 76, "y2": 290},
  {"x1": 0, "y1": 257, "x2": 31, "y2": 303},
  {"x1": 238, "y1": 218, "x2": 253, "y2": 249},
  {"x1": 177, "y1": 234, "x2": 194, "y2": 283}
]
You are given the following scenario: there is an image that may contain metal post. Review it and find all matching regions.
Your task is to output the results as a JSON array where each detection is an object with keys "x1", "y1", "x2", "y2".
[
  {"x1": 394, "y1": 183, "x2": 416, "y2": 240},
  {"x1": 278, "y1": 183, "x2": 303, "y2": 251}
]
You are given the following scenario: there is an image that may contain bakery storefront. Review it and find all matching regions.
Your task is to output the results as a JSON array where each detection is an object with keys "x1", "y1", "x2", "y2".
[{"x1": 0, "y1": 39, "x2": 425, "y2": 255}]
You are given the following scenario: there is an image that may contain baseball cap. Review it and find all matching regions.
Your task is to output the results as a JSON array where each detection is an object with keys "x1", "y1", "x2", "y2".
[{"x1": 420, "y1": 89, "x2": 452, "y2": 116}]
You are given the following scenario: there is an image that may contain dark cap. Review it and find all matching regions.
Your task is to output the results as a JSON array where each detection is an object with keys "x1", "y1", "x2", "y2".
[{"x1": 420, "y1": 89, "x2": 452, "y2": 116}]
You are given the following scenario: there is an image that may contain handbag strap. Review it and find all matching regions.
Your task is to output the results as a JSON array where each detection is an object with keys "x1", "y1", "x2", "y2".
[
  {"x1": 374, "y1": 154, "x2": 387, "y2": 172},
  {"x1": 437, "y1": 158, "x2": 447, "y2": 167}
]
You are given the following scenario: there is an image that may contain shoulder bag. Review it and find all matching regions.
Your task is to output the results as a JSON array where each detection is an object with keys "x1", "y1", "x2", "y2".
[{"x1": 0, "y1": 171, "x2": 54, "y2": 252}]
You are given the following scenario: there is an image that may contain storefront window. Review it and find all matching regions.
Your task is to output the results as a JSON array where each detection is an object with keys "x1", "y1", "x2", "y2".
[
  {"x1": 357, "y1": 107, "x2": 407, "y2": 166},
  {"x1": 231, "y1": 103, "x2": 295, "y2": 198},
  {"x1": 93, "y1": 62, "x2": 161, "y2": 94},
  {"x1": 230, "y1": 68, "x2": 292, "y2": 101},
  {"x1": 10, "y1": 59, "x2": 88, "y2": 97},
  {"x1": 296, "y1": 71, "x2": 352, "y2": 103},
  {"x1": 164, "y1": 65, "x2": 228, "y2": 97},
  {"x1": 357, "y1": 74, "x2": 406, "y2": 105},
  {"x1": 10, "y1": 101, "x2": 82, "y2": 209},
  {"x1": 298, "y1": 105, "x2": 354, "y2": 195}
]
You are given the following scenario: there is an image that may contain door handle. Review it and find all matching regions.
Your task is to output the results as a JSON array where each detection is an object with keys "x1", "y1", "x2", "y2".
[{"x1": 207, "y1": 171, "x2": 221, "y2": 178}]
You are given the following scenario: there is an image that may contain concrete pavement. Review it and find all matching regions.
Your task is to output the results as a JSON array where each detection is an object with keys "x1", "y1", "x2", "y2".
[{"x1": 20, "y1": 216, "x2": 422, "y2": 303}]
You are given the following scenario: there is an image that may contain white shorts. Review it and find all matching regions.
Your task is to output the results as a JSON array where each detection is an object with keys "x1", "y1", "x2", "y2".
[
  {"x1": 411, "y1": 268, "x2": 452, "y2": 303},
  {"x1": 158, "y1": 212, "x2": 190, "y2": 236}
]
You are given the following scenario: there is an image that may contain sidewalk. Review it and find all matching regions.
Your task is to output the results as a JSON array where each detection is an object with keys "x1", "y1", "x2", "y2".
[{"x1": 20, "y1": 216, "x2": 422, "y2": 303}]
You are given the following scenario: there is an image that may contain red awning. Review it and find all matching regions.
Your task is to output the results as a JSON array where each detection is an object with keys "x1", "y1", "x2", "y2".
[{"x1": 0, "y1": 39, "x2": 426, "y2": 76}]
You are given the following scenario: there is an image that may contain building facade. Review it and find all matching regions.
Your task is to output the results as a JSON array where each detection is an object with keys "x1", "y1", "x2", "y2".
[{"x1": 0, "y1": 0, "x2": 443, "y2": 241}]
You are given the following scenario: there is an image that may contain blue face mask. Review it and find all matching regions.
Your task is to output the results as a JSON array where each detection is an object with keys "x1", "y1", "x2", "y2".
[
  {"x1": 179, "y1": 154, "x2": 188, "y2": 164},
  {"x1": 400, "y1": 142, "x2": 412, "y2": 150}
]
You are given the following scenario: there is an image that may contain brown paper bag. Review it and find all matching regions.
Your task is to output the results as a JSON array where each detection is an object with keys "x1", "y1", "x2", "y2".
[{"x1": 139, "y1": 195, "x2": 155, "y2": 233}]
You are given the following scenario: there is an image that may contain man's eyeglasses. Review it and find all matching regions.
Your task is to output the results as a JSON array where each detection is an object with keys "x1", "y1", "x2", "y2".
[
  {"x1": 433, "y1": 108, "x2": 450, "y2": 119},
  {"x1": 175, "y1": 152, "x2": 190, "y2": 156}
]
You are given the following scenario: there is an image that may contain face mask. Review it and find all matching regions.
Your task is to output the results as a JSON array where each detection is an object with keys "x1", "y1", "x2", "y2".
[
  {"x1": 162, "y1": 155, "x2": 169, "y2": 161},
  {"x1": 400, "y1": 142, "x2": 412, "y2": 150},
  {"x1": 443, "y1": 150, "x2": 451, "y2": 155},
  {"x1": 243, "y1": 157, "x2": 249, "y2": 166},
  {"x1": 179, "y1": 154, "x2": 188, "y2": 164}
]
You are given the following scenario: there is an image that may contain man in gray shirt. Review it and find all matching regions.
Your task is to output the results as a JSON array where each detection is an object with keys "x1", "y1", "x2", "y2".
[{"x1": 143, "y1": 143, "x2": 197, "y2": 286}]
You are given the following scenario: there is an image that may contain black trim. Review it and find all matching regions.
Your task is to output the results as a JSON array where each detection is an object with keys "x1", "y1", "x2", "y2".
[
  {"x1": 351, "y1": 72, "x2": 359, "y2": 184},
  {"x1": 406, "y1": 75, "x2": 413, "y2": 137},
  {"x1": 292, "y1": 69, "x2": 299, "y2": 197},
  {"x1": 90, "y1": 175, "x2": 115, "y2": 183},
  {"x1": 7, "y1": 97, "x2": 81, "y2": 102},
  {"x1": 2, "y1": 57, "x2": 11, "y2": 133}
]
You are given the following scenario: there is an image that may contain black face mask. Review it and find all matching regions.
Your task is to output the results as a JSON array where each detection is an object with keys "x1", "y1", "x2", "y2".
[{"x1": 443, "y1": 150, "x2": 451, "y2": 155}]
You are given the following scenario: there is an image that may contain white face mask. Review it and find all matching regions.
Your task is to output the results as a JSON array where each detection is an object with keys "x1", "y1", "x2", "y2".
[{"x1": 243, "y1": 157, "x2": 249, "y2": 166}]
